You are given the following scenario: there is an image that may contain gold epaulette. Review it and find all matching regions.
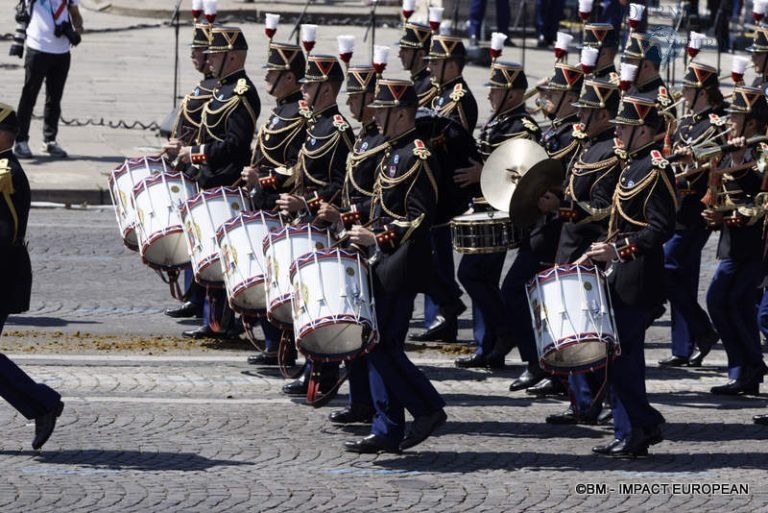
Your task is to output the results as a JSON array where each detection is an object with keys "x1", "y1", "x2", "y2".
[
  {"x1": 650, "y1": 150, "x2": 669, "y2": 169},
  {"x1": 449, "y1": 83, "x2": 466, "y2": 102},
  {"x1": 412, "y1": 139, "x2": 431, "y2": 160},
  {"x1": 709, "y1": 113, "x2": 726, "y2": 127},
  {"x1": 522, "y1": 118, "x2": 539, "y2": 133},
  {"x1": 333, "y1": 114, "x2": 350, "y2": 132},
  {"x1": 571, "y1": 123, "x2": 588, "y2": 140},
  {"x1": 657, "y1": 86, "x2": 672, "y2": 108},
  {"x1": 233, "y1": 78, "x2": 250, "y2": 95}
]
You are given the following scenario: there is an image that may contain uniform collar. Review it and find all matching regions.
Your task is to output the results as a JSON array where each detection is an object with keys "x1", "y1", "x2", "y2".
[
  {"x1": 218, "y1": 68, "x2": 247, "y2": 85},
  {"x1": 438, "y1": 75, "x2": 465, "y2": 91},
  {"x1": 495, "y1": 101, "x2": 527, "y2": 119},
  {"x1": 412, "y1": 67, "x2": 430, "y2": 81},
  {"x1": 388, "y1": 127, "x2": 416, "y2": 148},
  {"x1": 0, "y1": 148, "x2": 12, "y2": 157},
  {"x1": 313, "y1": 103, "x2": 340, "y2": 118},
  {"x1": 591, "y1": 127, "x2": 615, "y2": 144},
  {"x1": 552, "y1": 112, "x2": 578, "y2": 129},
  {"x1": 278, "y1": 90, "x2": 303, "y2": 105},
  {"x1": 363, "y1": 120, "x2": 379, "y2": 135},
  {"x1": 627, "y1": 141, "x2": 657, "y2": 160}
]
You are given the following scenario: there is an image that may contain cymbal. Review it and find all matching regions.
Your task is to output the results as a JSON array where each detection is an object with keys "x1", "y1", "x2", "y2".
[
  {"x1": 508, "y1": 158, "x2": 565, "y2": 228},
  {"x1": 480, "y1": 139, "x2": 550, "y2": 212}
]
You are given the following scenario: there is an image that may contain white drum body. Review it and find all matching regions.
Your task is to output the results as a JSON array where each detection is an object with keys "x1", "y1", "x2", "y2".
[
  {"x1": 133, "y1": 172, "x2": 198, "y2": 270},
  {"x1": 262, "y1": 225, "x2": 334, "y2": 327},
  {"x1": 450, "y1": 211, "x2": 521, "y2": 254},
  {"x1": 289, "y1": 249, "x2": 378, "y2": 360},
  {"x1": 108, "y1": 156, "x2": 170, "y2": 251},
  {"x1": 217, "y1": 211, "x2": 283, "y2": 313},
  {"x1": 180, "y1": 187, "x2": 251, "y2": 287},
  {"x1": 527, "y1": 265, "x2": 620, "y2": 375}
]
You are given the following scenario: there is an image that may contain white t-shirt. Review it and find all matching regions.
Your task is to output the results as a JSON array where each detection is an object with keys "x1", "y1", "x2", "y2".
[{"x1": 25, "y1": 0, "x2": 80, "y2": 55}]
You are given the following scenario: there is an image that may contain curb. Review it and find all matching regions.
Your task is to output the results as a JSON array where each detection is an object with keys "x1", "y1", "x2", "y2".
[{"x1": 31, "y1": 189, "x2": 112, "y2": 206}]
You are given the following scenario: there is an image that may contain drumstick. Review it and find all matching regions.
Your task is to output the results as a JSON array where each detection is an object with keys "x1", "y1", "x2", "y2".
[{"x1": 331, "y1": 217, "x2": 380, "y2": 248}]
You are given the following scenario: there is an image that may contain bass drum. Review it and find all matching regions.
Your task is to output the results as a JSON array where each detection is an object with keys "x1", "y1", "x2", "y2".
[{"x1": 415, "y1": 110, "x2": 481, "y2": 224}]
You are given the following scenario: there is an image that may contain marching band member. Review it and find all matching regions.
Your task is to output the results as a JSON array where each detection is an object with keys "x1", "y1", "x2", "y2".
[
  {"x1": 240, "y1": 41, "x2": 308, "y2": 366},
  {"x1": 344, "y1": 79, "x2": 446, "y2": 454},
  {"x1": 547, "y1": 78, "x2": 622, "y2": 425},
  {"x1": 410, "y1": 35, "x2": 478, "y2": 343},
  {"x1": 163, "y1": 22, "x2": 216, "y2": 322},
  {"x1": 511, "y1": 63, "x2": 584, "y2": 397},
  {"x1": 748, "y1": 26, "x2": 768, "y2": 92},
  {"x1": 704, "y1": 86, "x2": 768, "y2": 396},
  {"x1": 453, "y1": 62, "x2": 540, "y2": 370},
  {"x1": 398, "y1": 22, "x2": 436, "y2": 107},
  {"x1": 176, "y1": 26, "x2": 261, "y2": 340},
  {"x1": 622, "y1": 32, "x2": 675, "y2": 117},
  {"x1": 277, "y1": 54, "x2": 353, "y2": 396},
  {"x1": 585, "y1": 95, "x2": 675, "y2": 458},
  {"x1": 658, "y1": 62, "x2": 723, "y2": 368},
  {"x1": 317, "y1": 65, "x2": 387, "y2": 424}
]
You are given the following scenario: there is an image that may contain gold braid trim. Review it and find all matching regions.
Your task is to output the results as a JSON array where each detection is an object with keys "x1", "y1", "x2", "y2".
[
  {"x1": 548, "y1": 138, "x2": 579, "y2": 160},
  {"x1": 344, "y1": 137, "x2": 390, "y2": 199},
  {"x1": 254, "y1": 116, "x2": 305, "y2": 167}
]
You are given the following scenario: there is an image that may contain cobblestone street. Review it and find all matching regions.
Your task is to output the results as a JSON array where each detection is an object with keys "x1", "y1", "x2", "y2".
[{"x1": 0, "y1": 209, "x2": 766, "y2": 512}]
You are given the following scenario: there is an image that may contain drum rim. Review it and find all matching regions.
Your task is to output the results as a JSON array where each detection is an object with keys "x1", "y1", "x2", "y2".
[
  {"x1": 450, "y1": 212, "x2": 511, "y2": 223},
  {"x1": 261, "y1": 224, "x2": 331, "y2": 252},
  {"x1": 215, "y1": 211, "x2": 282, "y2": 242},
  {"x1": 527, "y1": 264, "x2": 602, "y2": 292},
  {"x1": 180, "y1": 187, "x2": 248, "y2": 215},
  {"x1": 132, "y1": 172, "x2": 189, "y2": 196},
  {"x1": 288, "y1": 248, "x2": 369, "y2": 279},
  {"x1": 295, "y1": 316, "x2": 378, "y2": 361}
]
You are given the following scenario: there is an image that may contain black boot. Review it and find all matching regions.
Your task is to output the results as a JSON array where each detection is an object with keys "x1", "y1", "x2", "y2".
[
  {"x1": 165, "y1": 301, "x2": 203, "y2": 318},
  {"x1": 410, "y1": 315, "x2": 459, "y2": 342}
]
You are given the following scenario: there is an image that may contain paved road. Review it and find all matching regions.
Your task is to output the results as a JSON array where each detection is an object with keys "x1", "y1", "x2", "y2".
[{"x1": 1, "y1": 208, "x2": 767, "y2": 512}]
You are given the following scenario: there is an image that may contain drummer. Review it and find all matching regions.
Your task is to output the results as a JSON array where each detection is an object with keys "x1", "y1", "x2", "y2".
[
  {"x1": 546, "y1": 78, "x2": 622, "y2": 425},
  {"x1": 507, "y1": 63, "x2": 585, "y2": 397},
  {"x1": 452, "y1": 62, "x2": 540, "y2": 370},
  {"x1": 658, "y1": 61, "x2": 724, "y2": 369},
  {"x1": 276, "y1": 53, "x2": 353, "y2": 397},
  {"x1": 316, "y1": 65, "x2": 388, "y2": 424},
  {"x1": 343, "y1": 79, "x2": 447, "y2": 454},
  {"x1": 240, "y1": 41, "x2": 308, "y2": 367},
  {"x1": 398, "y1": 22, "x2": 436, "y2": 107},
  {"x1": 584, "y1": 95, "x2": 675, "y2": 458},
  {"x1": 162, "y1": 22, "x2": 215, "y2": 323},
  {"x1": 410, "y1": 35, "x2": 478, "y2": 343},
  {"x1": 175, "y1": 26, "x2": 261, "y2": 340},
  {"x1": 748, "y1": 26, "x2": 768, "y2": 90}
]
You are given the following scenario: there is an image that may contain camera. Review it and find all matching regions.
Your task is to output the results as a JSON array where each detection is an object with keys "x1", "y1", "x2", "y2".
[
  {"x1": 54, "y1": 21, "x2": 81, "y2": 47},
  {"x1": 8, "y1": 1, "x2": 30, "y2": 58}
]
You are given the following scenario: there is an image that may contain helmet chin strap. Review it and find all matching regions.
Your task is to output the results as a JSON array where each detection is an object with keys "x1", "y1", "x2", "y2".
[
  {"x1": 309, "y1": 82, "x2": 322, "y2": 110},
  {"x1": 215, "y1": 51, "x2": 228, "y2": 79},
  {"x1": 494, "y1": 88, "x2": 511, "y2": 116},
  {"x1": 356, "y1": 94, "x2": 366, "y2": 121},
  {"x1": 268, "y1": 71, "x2": 284, "y2": 97}
]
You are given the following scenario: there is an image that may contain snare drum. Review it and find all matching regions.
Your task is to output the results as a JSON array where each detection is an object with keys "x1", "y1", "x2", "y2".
[
  {"x1": 450, "y1": 211, "x2": 520, "y2": 254},
  {"x1": 216, "y1": 211, "x2": 283, "y2": 313},
  {"x1": 289, "y1": 248, "x2": 378, "y2": 361},
  {"x1": 180, "y1": 187, "x2": 252, "y2": 287},
  {"x1": 108, "y1": 156, "x2": 170, "y2": 251},
  {"x1": 133, "y1": 172, "x2": 198, "y2": 270},
  {"x1": 262, "y1": 224, "x2": 334, "y2": 327},
  {"x1": 527, "y1": 264, "x2": 620, "y2": 375}
]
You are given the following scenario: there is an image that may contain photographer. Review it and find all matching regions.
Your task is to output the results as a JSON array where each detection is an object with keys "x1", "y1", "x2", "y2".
[{"x1": 11, "y1": 0, "x2": 83, "y2": 160}]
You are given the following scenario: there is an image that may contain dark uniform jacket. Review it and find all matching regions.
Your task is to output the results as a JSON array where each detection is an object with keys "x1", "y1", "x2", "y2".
[
  {"x1": 250, "y1": 91, "x2": 310, "y2": 210},
  {"x1": 556, "y1": 127, "x2": 621, "y2": 263},
  {"x1": 430, "y1": 76, "x2": 478, "y2": 133},
  {"x1": 190, "y1": 69, "x2": 261, "y2": 189},
  {"x1": 630, "y1": 74, "x2": 676, "y2": 119},
  {"x1": 172, "y1": 75, "x2": 218, "y2": 143},
  {"x1": 370, "y1": 131, "x2": 440, "y2": 294},
  {"x1": 715, "y1": 148, "x2": 765, "y2": 261},
  {"x1": 413, "y1": 68, "x2": 437, "y2": 108},
  {"x1": 478, "y1": 103, "x2": 540, "y2": 161},
  {"x1": 341, "y1": 120, "x2": 388, "y2": 219},
  {"x1": 292, "y1": 104, "x2": 354, "y2": 207},
  {"x1": 541, "y1": 112, "x2": 581, "y2": 166},
  {"x1": 672, "y1": 107, "x2": 727, "y2": 230},
  {"x1": 606, "y1": 143, "x2": 678, "y2": 308},
  {"x1": 0, "y1": 151, "x2": 32, "y2": 315}
]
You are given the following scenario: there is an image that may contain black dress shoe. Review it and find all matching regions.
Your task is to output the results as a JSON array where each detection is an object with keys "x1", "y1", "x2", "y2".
[
  {"x1": 247, "y1": 352, "x2": 279, "y2": 366},
  {"x1": 400, "y1": 409, "x2": 447, "y2": 450},
  {"x1": 658, "y1": 355, "x2": 689, "y2": 367},
  {"x1": 525, "y1": 377, "x2": 566, "y2": 397},
  {"x1": 344, "y1": 434, "x2": 400, "y2": 454},
  {"x1": 592, "y1": 438, "x2": 624, "y2": 455},
  {"x1": 613, "y1": 426, "x2": 662, "y2": 458},
  {"x1": 454, "y1": 353, "x2": 487, "y2": 369},
  {"x1": 546, "y1": 406, "x2": 579, "y2": 425},
  {"x1": 282, "y1": 376, "x2": 308, "y2": 396},
  {"x1": 710, "y1": 379, "x2": 759, "y2": 396},
  {"x1": 182, "y1": 325, "x2": 220, "y2": 339},
  {"x1": 509, "y1": 369, "x2": 546, "y2": 392},
  {"x1": 689, "y1": 328, "x2": 719, "y2": 367},
  {"x1": 409, "y1": 315, "x2": 458, "y2": 342},
  {"x1": 329, "y1": 405, "x2": 374, "y2": 424},
  {"x1": 33, "y1": 401, "x2": 64, "y2": 451},
  {"x1": 753, "y1": 413, "x2": 768, "y2": 425},
  {"x1": 165, "y1": 301, "x2": 203, "y2": 318}
]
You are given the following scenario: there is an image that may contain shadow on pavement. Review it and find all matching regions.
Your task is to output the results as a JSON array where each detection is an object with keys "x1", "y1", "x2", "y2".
[
  {"x1": 0, "y1": 449, "x2": 255, "y2": 472},
  {"x1": 6, "y1": 316, "x2": 100, "y2": 327}
]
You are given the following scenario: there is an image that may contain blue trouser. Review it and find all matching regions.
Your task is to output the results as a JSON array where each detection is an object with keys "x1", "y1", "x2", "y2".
[
  {"x1": 535, "y1": 0, "x2": 564, "y2": 41},
  {"x1": 369, "y1": 290, "x2": 446, "y2": 444},
  {"x1": 260, "y1": 316, "x2": 282, "y2": 352},
  {"x1": 423, "y1": 226, "x2": 462, "y2": 328},
  {"x1": 185, "y1": 267, "x2": 204, "y2": 306},
  {"x1": 664, "y1": 228, "x2": 712, "y2": 358},
  {"x1": 610, "y1": 306, "x2": 664, "y2": 438},
  {"x1": 758, "y1": 289, "x2": 768, "y2": 341},
  {"x1": 568, "y1": 370, "x2": 606, "y2": 416},
  {"x1": 468, "y1": 0, "x2": 511, "y2": 38},
  {"x1": 202, "y1": 287, "x2": 227, "y2": 330},
  {"x1": 706, "y1": 258, "x2": 763, "y2": 380},
  {"x1": 347, "y1": 356, "x2": 372, "y2": 410},
  {"x1": 501, "y1": 249, "x2": 540, "y2": 364},
  {"x1": 599, "y1": 0, "x2": 627, "y2": 33},
  {"x1": 0, "y1": 314, "x2": 61, "y2": 420},
  {"x1": 458, "y1": 252, "x2": 509, "y2": 355}
]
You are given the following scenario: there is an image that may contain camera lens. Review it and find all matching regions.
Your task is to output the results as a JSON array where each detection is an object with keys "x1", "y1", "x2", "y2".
[{"x1": 8, "y1": 23, "x2": 26, "y2": 58}]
